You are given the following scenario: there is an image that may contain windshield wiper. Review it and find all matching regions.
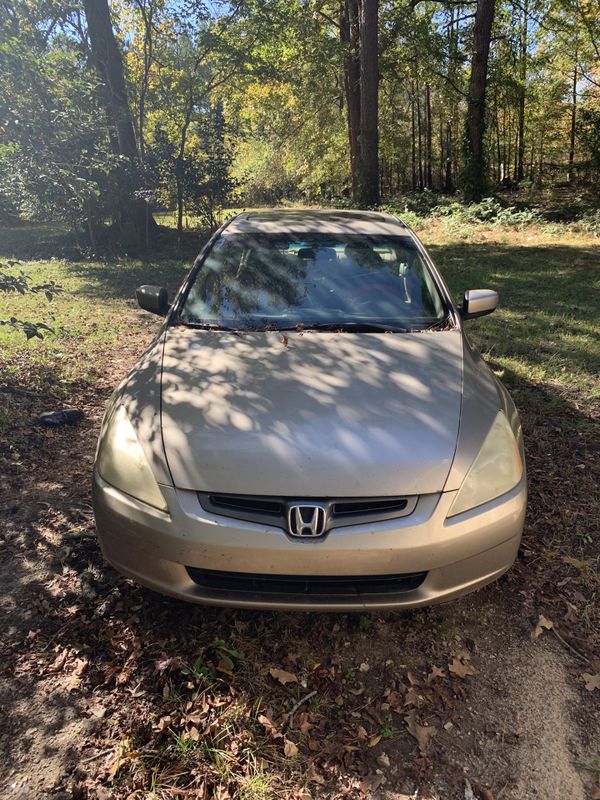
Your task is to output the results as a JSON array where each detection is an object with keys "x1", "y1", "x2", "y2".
[
  {"x1": 289, "y1": 321, "x2": 410, "y2": 333},
  {"x1": 179, "y1": 319, "x2": 237, "y2": 331}
]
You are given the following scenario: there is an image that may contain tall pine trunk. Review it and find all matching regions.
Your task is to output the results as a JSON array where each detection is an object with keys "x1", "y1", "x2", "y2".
[
  {"x1": 341, "y1": 0, "x2": 361, "y2": 197},
  {"x1": 411, "y1": 85, "x2": 417, "y2": 190},
  {"x1": 462, "y1": 0, "x2": 496, "y2": 202},
  {"x1": 516, "y1": 0, "x2": 528, "y2": 182},
  {"x1": 416, "y1": 75, "x2": 423, "y2": 190},
  {"x1": 425, "y1": 83, "x2": 433, "y2": 189},
  {"x1": 357, "y1": 0, "x2": 379, "y2": 206},
  {"x1": 568, "y1": 60, "x2": 577, "y2": 183}
]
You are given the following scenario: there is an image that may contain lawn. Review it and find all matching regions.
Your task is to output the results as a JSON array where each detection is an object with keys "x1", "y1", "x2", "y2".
[{"x1": 0, "y1": 220, "x2": 598, "y2": 799}]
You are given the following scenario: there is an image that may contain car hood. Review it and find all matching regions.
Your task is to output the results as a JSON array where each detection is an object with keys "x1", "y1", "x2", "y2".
[{"x1": 160, "y1": 328, "x2": 464, "y2": 496}]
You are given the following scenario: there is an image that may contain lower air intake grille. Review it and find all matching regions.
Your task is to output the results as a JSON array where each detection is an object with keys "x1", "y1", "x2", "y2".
[{"x1": 186, "y1": 568, "x2": 427, "y2": 597}]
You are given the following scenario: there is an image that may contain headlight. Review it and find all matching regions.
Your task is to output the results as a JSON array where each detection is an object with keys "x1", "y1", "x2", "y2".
[
  {"x1": 97, "y1": 406, "x2": 168, "y2": 511},
  {"x1": 447, "y1": 411, "x2": 522, "y2": 517}
]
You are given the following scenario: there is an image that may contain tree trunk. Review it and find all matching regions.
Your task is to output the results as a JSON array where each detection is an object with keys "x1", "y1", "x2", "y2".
[
  {"x1": 506, "y1": 106, "x2": 512, "y2": 182},
  {"x1": 84, "y1": 0, "x2": 138, "y2": 161},
  {"x1": 462, "y1": 0, "x2": 496, "y2": 201},
  {"x1": 341, "y1": 0, "x2": 361, "y2": 197},
  {"x1": 411, "y1": 85, "x2": 417, "y2": 190},
  {"x1": 516, "y1": 0, "x2": 527, "y2": 182},
  {"x1": 83, "y1": 0, "x2": 155, "y2": 241},
  {"x1": 439, "y1": 112, "x2": 444, "y2": 189},
  {"x1": 136, "y1": 0, "x2": 156, "y2": 163},
  {"x1": 425, "y1": 83, "x2": 433, "y2": 189},
  {"x1": 445, "y1": 120, "x2": 453, "y2": 192},
  {"x1": 416, "y1": 75, "x2": 423, "y2": 190},
  {"x1": 357, "y1": 0, "x2": 379, "y2": 206},
  {"x1": 568, "y1": 60, "x2": 577, "y2": 183},
  {"x1": 176, "y1": 95, "x2": 194, "y2": 236}
]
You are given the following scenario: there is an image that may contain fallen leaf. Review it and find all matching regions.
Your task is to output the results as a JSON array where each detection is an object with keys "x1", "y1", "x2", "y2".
[
  {"x1": 368, "y1": 734, "x2": 381, "y2": 747},
  {"x1": 427, "y1": 665, "x2": 445, "y2": 683},
  {"x1": 299, "y1": 714, "x2": 312, "y2": 734},
  {"x1": 258, "y1": 713, "x2": 282, "y2": 739},
  {"x1": 448, "y1": 657, "x2": 476, "y2": 679},
  {"x1": 403, "y1": 685, "x2": 423, "y2": 707},
  {"x1": 531, "y1": 614, "x2": 554, "y2": 640},
  {"x1": 404, "y1": 709, "x2": 437, "y2": 753},
  {"x1": 269, "y1": 667, "x2": 298, "y2": 685},
  {"x1": 582, "y1": 673, "x2": 600, "y2": 692},
  {"x1": 284, "y1": 738, "x2": 298, "y2": 757}
]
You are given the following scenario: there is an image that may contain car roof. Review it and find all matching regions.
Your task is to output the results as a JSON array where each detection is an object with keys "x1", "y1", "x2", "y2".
[{"x1": 224, "y1": 208, "x2": 410, "y2": 236}]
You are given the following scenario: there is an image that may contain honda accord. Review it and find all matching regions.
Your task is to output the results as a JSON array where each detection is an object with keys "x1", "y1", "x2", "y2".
[{"x1": 92, "y1": 209, "x2": 526, "y2": 610}]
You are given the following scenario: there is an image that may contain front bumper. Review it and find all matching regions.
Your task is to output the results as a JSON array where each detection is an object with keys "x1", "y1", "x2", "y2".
[{"x1": 92, "y1": 471, "x2": 526, "y2": 611}]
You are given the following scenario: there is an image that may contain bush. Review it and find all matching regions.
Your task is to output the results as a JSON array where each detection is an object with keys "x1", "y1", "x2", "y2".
[
  {"x1": 569, "y1": 210, "x2": 600, "y2": 235},
  {"x1": 430, "y1": 198, "x2": 544, "y2": 227}
]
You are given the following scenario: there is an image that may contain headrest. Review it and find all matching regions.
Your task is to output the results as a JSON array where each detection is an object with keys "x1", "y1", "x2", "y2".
[
  {"x1": 316, "y1": 247, "x2": 337, "y2": 262},
  {"x1": 344, "y1": 245, "x2": 383, "y2": 265}
]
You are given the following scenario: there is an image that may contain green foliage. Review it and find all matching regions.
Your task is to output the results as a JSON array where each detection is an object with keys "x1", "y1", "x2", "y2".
[
  {"x1": 578, "y1": 107, "x2": 600, "y2": 179},
  {"x1": 0, "y1": 259, "x2": 61, "y2": 339},
  {"x1": 0, "y1": 0, "x2": 599, "y2": 230},
  {"x1": 432, "y1": 198, "x2": 544, "y2": 227},
  {"x1": 0, "y1": 8, "x2": 119, "y2": 229}
]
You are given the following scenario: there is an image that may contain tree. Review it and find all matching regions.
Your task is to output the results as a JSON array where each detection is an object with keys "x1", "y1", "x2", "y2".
[
  {"x1": 340, "y1": 0, "x2": 362, "y2": 197},
  {"x1": 83, "y1": 0, "x2": 153, "y2": 242},
  {"x1": 462, "y1": 0, "x2": 497, "y2": 201},
  {"x1": 357, "y1": 0, "x2": 380, "y2": 205}
]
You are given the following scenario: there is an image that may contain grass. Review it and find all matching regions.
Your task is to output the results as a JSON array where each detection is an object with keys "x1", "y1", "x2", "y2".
[
  {"x1": 0, "y1": 224, "x2": 194, "y2": 425},
  {"x1": 424, "y1": 226, "x2": 600, "y2": 415}
]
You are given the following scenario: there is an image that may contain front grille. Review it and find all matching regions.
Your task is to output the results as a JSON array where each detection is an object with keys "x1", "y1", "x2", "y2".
[
  {"x1": 186, "y1": 567, "x2": 427, "y2": 597},
  {"x1": 198, "y1": 492, "x2": 417, "y2": 533},
  {"x1": 209, "y1": 494, "x2": 283, "y2": 517},
  {"x1": 332, "y1": 497, "x2": 408, "y2": 516}
]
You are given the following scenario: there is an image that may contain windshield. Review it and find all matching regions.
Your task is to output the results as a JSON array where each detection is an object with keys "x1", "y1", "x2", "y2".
[{"x1": 179, "y1": 233, "x2": 448, "y2": 331}]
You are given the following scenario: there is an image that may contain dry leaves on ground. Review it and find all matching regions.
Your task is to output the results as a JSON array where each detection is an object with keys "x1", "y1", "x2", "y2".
[
  {"x1": 531, "y1": 613, "x2": 554, "y2": 640},
  {"x1": 404, "y1": 709, "x2": 437, "y2": 753},
  {"x1": 582, "y1": 673, "x2": 600, "y2": 692},
  {"x1": 269, "y1": 666, "x2": 299, "y2": 685},
  {"x1": 448, "y1": 652, "x2": 476, "y2": 679}
]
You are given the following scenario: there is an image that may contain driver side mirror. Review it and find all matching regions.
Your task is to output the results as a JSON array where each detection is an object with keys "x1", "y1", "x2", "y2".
[
  {"x1": 136, "y1": 285, "x2": 169, "y2": 316},
  {"x1": 462, "y1": 289, "x2": 498, "y2": 320}
]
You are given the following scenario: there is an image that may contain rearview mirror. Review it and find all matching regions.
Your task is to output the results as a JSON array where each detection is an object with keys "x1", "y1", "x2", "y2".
[
  {"x1": 462, "y1": 289, "x2": 498, "y2": 320},
  {"x1": 136, "y1": 285, "x2": 169, "y2": 316}
]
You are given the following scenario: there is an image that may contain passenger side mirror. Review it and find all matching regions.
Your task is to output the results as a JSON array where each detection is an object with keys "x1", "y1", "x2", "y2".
[
  {"x1": 462, "y1": 289, "x2": 498, "y2": 320},
  {"x1": 136, "y1": 285, "x2": 169, "y2": 316}
]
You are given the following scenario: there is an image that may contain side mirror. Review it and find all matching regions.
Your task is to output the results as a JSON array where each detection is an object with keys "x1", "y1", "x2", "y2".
[
  {"x1": 136, "y1": 285, "x2": 169, "y2": 316},
  {"x1": 462, "y1": 289, "x2": 498, "y2": 320}
]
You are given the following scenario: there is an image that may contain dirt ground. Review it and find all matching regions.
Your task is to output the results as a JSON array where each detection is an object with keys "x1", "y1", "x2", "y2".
[{"x1": 1, "y1": 248, "x2": 599, "y2": 799}]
